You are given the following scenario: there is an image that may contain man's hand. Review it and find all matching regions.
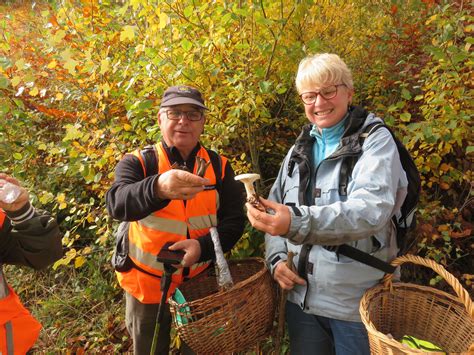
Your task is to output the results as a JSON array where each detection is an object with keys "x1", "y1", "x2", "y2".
[
  {"x1": 246, "y1": 197, "x2": 291, "y2": 236},
  {"x1": 274, "y1": 261, "x2": 306, "y2": 290},
  {"x1": 155, "y1": 169, "x2": 209, "y2": 200},
  {"x1": 168, "y1": 239, "x2": 201, "y2": 268},
  {"x1": 0, "y1": 173, "x2": 29, "y2": 212}
]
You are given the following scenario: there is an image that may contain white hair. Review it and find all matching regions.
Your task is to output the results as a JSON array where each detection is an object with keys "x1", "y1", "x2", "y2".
[{"x1": 295, "y1": 53, "x2": 354, "y2": 93}]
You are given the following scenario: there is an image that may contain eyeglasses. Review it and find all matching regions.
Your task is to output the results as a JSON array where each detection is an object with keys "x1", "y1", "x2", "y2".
[
  {"x1": 300, "y1": 84, "x2": 346, "y2": 105},
  {"x1": 166, "y1": 110, "x2": 203, "y2": 121}
]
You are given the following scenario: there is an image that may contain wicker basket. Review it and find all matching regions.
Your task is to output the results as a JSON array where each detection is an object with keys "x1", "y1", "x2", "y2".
[
  {"x1": 169, "y1": 257, "x2": 277, "y2": 354},
  {"x1": 360, "y1": 254, "x2": 474, "y2": 354}
]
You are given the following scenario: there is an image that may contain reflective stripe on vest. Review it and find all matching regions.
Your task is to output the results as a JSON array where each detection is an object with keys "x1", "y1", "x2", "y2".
[
  {"x1": 117, "y1": 143, "x2": 225, "y2": 303},
  {"x1": 5, "y1": 321, "x2": 13, "y2": 355},
  {"x1": 0, "y1": 268, "x2": 9, "y2": 299}
]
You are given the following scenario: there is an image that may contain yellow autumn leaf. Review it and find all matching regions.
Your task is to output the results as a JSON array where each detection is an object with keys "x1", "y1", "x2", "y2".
[
  {"x1": 11, "y1": 76, "x2": 21, "y2": 87},
  {"x1": 29, "y1": 87, "x2": 39, "y2": 96},
  {"x1": 100, "y1": 58, "x2": 110, "y2": 74},
  {"x1": 74, "y1": 256, "x2": 86, "y2": 268},
  {"x1": 47, "y1": 60, "x2": 57, "y2": 69},
  {"x1": 64, "y1": 58, "x2": 78, "y2": 74},
  {"x1": 15, "y1": 58, "x2": 26, "y2": 70},
  {"x1": 57, "y1": 192, "x2": 66, "y2": 203},
  {"x1": 120, "y1": 25, "x2": 136, "y2": 41},
  {"x1": 123, "y1": 123, "x2": 132, "y2": 131},
  {"x1": 56, "y1": 92, "x2": 64, "y2": 100},
  {"x1": 60, "y1": 48, "x2": 73, "y2": 61},
  {"x1": 158, "y1": 13, "x2": 168, "y2": 29}
]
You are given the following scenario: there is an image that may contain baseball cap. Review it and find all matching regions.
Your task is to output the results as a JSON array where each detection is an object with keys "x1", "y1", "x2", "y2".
[{"x1": 160, "y1": 85, "x2": 208, "y2": 110}]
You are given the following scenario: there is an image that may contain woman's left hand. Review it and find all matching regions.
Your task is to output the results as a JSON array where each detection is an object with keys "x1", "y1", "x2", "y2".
[{"x1": 246, "y1": 197, "x2": 291, "y2": 236}]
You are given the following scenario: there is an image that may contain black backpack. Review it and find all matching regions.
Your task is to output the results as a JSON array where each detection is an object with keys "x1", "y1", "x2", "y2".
[
  {"x1": 112, "y1": 146, "x2": 223, "y2": 274},
  {"x1": 335, "y1": 122, "x2": 421, "y2": 273}
]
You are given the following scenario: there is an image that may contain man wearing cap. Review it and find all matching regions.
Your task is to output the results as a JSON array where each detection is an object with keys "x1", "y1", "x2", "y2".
[{"x1": 106, "y1": 85, "x2": 245, "y2": 354}]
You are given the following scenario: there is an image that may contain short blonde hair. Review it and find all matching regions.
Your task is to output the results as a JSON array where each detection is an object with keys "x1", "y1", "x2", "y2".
[{"x1": 295, "y1": 53, "x2": 354, "y2": 93}]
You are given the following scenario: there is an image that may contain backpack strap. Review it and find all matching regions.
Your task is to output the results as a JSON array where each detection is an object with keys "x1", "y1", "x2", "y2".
[
  {"x1": 338, "y1": 122, "x2": 384, "y2": 196},
  {"x1": 335, "y1": 244, "x2": 396, "y2": 274},
  {"x1": 335, "y1": 122, "x2": 397, "y2": 273},
  {"x1": 139, "y1": 144, "x2": 159, "y2": 177},
  {"x1": 339, "y1": 156, "x2": 357, "y2": 196}
]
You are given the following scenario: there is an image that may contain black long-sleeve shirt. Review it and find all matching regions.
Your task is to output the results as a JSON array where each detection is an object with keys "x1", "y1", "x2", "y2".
[{"x1": 106, "y1": 142, "x2": 246, "y2": 262}]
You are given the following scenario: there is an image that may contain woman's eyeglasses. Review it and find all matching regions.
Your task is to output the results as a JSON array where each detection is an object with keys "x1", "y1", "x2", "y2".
[{"x1": 300, "y1": 84, "x2": 346, "y2": 105}]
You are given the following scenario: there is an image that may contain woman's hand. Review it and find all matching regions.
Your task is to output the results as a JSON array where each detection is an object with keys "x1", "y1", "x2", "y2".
[
  {"x1": 246, "y1": 197, "x2": 291, "y2": 236},
  {"x1": 273, "y1": 262, "x2": 306, "y2": 290}
]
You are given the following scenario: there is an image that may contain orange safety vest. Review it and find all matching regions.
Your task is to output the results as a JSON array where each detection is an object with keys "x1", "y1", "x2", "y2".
[
  {"x1": 116, "y1": 143, "x2": 226, "y2": 304},
  {"x1": 0, "y1": 210, "x2": 42, "y2": 354}
]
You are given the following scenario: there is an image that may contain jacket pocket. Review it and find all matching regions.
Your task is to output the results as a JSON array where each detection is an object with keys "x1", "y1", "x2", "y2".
[{"x1": 112, "y1": 221, "x2": 134, "y2": 272}]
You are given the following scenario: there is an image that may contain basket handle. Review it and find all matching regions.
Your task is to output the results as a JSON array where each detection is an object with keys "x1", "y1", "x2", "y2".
[{"x1": 382, "y1": 254, "x2": 473, "y2": 319}]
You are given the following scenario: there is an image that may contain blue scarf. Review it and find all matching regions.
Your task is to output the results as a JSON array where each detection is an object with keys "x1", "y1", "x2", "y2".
[{"x1": 309, "y1": 113, "x2": 348, "y2": 168}]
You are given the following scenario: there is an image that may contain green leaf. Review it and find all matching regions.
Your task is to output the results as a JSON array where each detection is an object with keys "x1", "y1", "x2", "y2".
[
  {"x1": 181, "y1": 38, "x2": 192, "y2": 51},
  {"x1": 466, "y1": 146, "x2": 474, "y2": 154},
  {"x1": 400, "y1": 112, "x2": 411, "y2": 122},
  {"x1": 13, "y1": 152, "x2": 23, "y2": 160},
  {"x1": 0, "y1": 57, "x2": 12, "y2": 70},
  {"x1": 0, "y1": 75, "x2": 9, "y2": 89},
  {"x1": 401, "y1": 88, "x2": 412, "y2": 100},
  {"x1": 183, "y1": 5, "x2": 193, "y2": 18},
  {"x1": 138, "y1": 100, "x2": 153, "y2": 110},
  {"x1": 63, "y1": 124, "x2": 83, "y2": 141},
  {"x1": 61, "y1": 49, "x2": 78, "y2": 74},
  {"x1": 259, "y1": 81, "x2": 271, "y2": 93}
]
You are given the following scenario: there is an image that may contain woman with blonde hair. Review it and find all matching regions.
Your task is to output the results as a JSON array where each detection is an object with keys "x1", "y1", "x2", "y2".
[{"x1": 246, "y1": 53, "x2": 408, "y2": 354}]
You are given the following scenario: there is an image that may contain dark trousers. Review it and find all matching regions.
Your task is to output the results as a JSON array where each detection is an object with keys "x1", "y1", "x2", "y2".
[
  {"x1": 286, "y1": 301, "x2": 370, "y2": 355},
  {"x1": 125, "y1": 292, "x2": 194, "y2": 355}
]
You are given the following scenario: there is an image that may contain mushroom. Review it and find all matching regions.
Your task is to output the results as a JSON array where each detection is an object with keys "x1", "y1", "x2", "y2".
[
  {"x1": 195, "y1": 156, "x2": 211, "y2": 177},
  {"x1": 234, "y1": 173, "x2": 265, "y2": 211}
]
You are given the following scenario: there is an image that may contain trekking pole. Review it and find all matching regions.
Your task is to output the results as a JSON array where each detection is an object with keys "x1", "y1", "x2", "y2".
[
  {"x1": 150, "y1": 263, "x2": 176, "y2": 355},
  {"x1": 274, "y1": 252, "x2": 295, "y2": 354},
  {"x1": 150, "y1": 242, "x2": 184, "y2": 355}
]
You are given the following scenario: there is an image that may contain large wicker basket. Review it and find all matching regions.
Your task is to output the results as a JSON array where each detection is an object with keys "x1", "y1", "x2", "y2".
[
  {"x1": 360, "y1": 254, "x2": 474, "y2": 354},
  {"x1": 169, "y1": 257, "x2": 277, "y2": 354}
]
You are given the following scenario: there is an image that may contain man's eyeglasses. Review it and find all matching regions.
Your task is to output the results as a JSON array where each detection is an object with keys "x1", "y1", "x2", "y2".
[
  {"x1": 166, "y1": 110, "x2": 203, "y2": 121},
  {"x1": 300, "y1": 84, "x2": 346, "y2": 105}
]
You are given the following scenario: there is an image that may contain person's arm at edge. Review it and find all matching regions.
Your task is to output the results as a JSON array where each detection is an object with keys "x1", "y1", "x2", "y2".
[{"x1": 0, "y1": 201, "x2": 62, "y2": 270}]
